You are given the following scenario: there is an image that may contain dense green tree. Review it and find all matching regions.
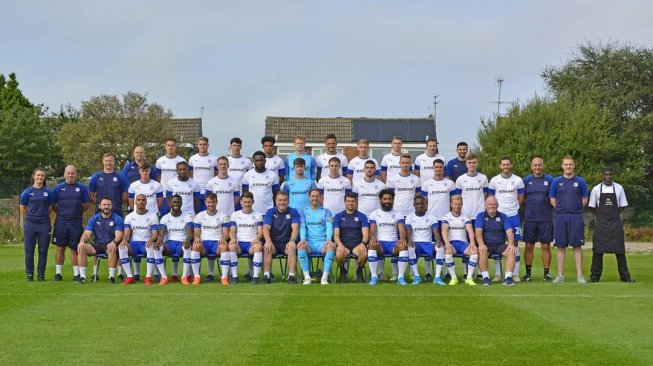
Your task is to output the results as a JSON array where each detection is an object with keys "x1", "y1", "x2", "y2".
[
  {"x1": 57, "y1": 92, "x2": 176, "y2": 176},
  {"x1": 476, "y1": 97, "x2": 646, "y2": 197},
  {"x1": 0, "y1": 73, "x2": 61, "y2": 178},
  {"x1": 542, "y1": 42, "x2": 653, "y2": 180}
]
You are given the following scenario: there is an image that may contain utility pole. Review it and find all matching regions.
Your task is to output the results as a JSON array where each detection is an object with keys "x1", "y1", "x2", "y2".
[
  {"x1": 200, "y1": 106, "x2": 205, "y2": 119},
  {"x1": 496, "y1": 78, "x2": 504, "y2": 115},
  {"x1": 432, "y1": 95, "x2": 439, "y2": 140}
]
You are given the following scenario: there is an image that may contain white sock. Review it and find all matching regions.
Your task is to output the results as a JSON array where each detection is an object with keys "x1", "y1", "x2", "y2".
[
  {"x1": 435, "y1": 246, "x2": 445, "y2": 278},
  {"x1": 154, "y1": 248, "x2": 167, "y2": 278},
  {"x1": 119, "y1": 247, "x2": 133, "y2": 277},
  {"x1": 467, "y1": 254, "x2": 478, "y2": 279},
  {"x1": 482, "y1": 271, "x2": 490, "y2": 279},
  {"x1": 207, "y1": 258, "x2": 215, "y2": 276},
  {"x1": 219, "y1": 252, "x2": 230, "y2": 279},
  {"x1": 56, "y1": 265, "x2": 63, "y2": 275},
  {"x1": 93, "y1": 263, "x2": 98, "y2": 275},
  {"x1": 264, "y1": 271, "x2": 270, "y2": 277},
  {"x1": 117, "y1": 266, "x2": 123, "y2": 276},
  {"x1": 253, "y1": 252, "x2": 262, "y2": 278},
  {"x1": 230, "y1": 252, "x2": 238, "y2": 278},
  {"x1": 408, "y1": 247, "x2": 419, "y2": 276},
  {"x1": 80, "y1": 266, "x2": 87, "y2": 279},
  {"x1": 182, "y1": 248, "x2": 191, "y2": 277},
  {"x1": 191, "y1": 251, "x2": 201, "y2": 277},
  {"x1": 445, "y1": 254, "x2": 456, "y2": 279},
  {"x1": 391, "y1": 260, "x2": 398, "y2": 276},
  {"x1": 368, "y1": 250, "x2": 378, "y2": 278},
  {"x1": 505, "y1": 271, "x2": 513, "y2": 279},
  {"x1": 513, "y1": 247, "x2": 521, "y2": 276},
  {"x1": 398, "y1": 250, "x2": 409, "y2": 278},
  {"x1": 424, "y1": 258, "x2": 432, "y2": 275},
  {"x1": 109, "y1": 267, "x2": 116, "y2": 278},
  {"x1": 172, "y1": 260, "x2": 179, "y2": 276},
  {"x1": 133, "y1": 260, "x2": 140, "y2": 276},
  {"x1": 73, "y1": 266, "x2": 80, "y2": 276},
  {"x1": 146, "y1": 247, "x2": 155, "y2": 277}
]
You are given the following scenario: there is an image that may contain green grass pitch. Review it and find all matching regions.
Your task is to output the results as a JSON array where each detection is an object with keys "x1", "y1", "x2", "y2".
[{"x1": 0, "y1": 245, "x2": 651, "y2": 365}]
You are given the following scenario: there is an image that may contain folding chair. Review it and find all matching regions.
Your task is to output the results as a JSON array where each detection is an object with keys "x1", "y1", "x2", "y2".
[{"x1": 94, "y1": 253, "x2": 108, "y2": 284}]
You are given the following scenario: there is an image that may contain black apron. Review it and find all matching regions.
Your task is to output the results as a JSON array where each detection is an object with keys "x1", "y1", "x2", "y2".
[{"x1": 593, "y1": 184, "x2": 625, "y2": 254}]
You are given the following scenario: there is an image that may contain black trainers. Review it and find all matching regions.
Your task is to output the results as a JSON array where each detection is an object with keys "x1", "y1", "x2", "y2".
[
  {"x1": 37, "y1": 276, "x2": 46, "y2": 282},
  {"x1": 205, "y1": 275, "x2": 215, "y2": 283},
  {"x1": 288, "y1": 275, "x2": 296, "y2": 284},
  {"x1": 543, "y1": 273, "x2": 553, "y2": 282},
  {"x1": 27, "y1": 274, "x2": 34, "y2": 282},
  {"x1": 355, "y1": 268, "x2": 365, "y2": 283},
  {"x1": 521, "y1": 274, "x2": 532, "y2": 282},
  {"x1": 243, "y1": 272, "x2": 252, "y2": 280},
  {"x1": 251, "y1": 276, "x2": 259, "y2": 285},
  {"x1": 133, "y1": 274, "x2": 139, "y2": 281},
  {"x1": 153, "y1": 274, "x2": 161, "y2": 282},
  {"x1": 339, "y1": 269, "x2": 348, "y2": 283},
  {"x1": 118, "y1": 274, "x2": 125, "y2": 281},
  {"x1": 79, "y1": 277, "x2": 87, "y2": 284},
  {"x1": 230, "y1": 276, "x2": 238, "y2": 284},
  {"x1": 73, "y1": 275, "x2": 80, "y2": 283},
  {"x1": 264, "y1": 274, "x2": 271, "y2": 284},
  {"x1": 54, "y1": 273, "x2": 63, "y2": 281},
  {"x1": 109, "y1": 277, "x2": 116, "y2": 284},
  {"x1": 622, "y1": 277, "x2": 636, "y2": 283},
  {"x1": 315, "y1": 269, "x2": 323, "y2": 279},
  {"x1": 424, "y1": 273, "x2": 433, "y2": 281}
]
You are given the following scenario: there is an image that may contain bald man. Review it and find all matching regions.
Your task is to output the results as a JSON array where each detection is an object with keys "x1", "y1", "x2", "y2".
[
  {"x1": 52, "y1": 165, "x2": 91, "y2": 281},
  {"x1": 522, "y1": 157, "x2": 554, "y2": 282}
]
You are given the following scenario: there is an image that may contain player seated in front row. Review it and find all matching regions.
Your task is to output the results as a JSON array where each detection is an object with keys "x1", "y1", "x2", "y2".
[
  {"x1": 118, "y1": 194, "x2": 162, "y2": 285},
  {"x1": 474, "y1": 196, "x2": 518, "y2": 286},
  {"x1": 228, "y1": 192, "x2": 264, "y2": 284},
  {"x1": 440, "y1": 195, "x2": 478, "y2": 286},
  {"x1": 297, "y1": 188, "x2": 335, "y2": 285},
  {"x1": 191, "y1": 193, "x2": 230, "y2": 285}
]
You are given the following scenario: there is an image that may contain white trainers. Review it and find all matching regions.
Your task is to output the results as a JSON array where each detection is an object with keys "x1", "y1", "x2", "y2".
[
  {"x1": 302, "y1": 277, "x2": 312, "y2": 285},
  {"x1": 320, "y1": 277, "x2": 329, "y2": 285},
  {"x1": 389, "y1": 274, "x2": 398, "y2": 281},
  {"x1": 492, "y1": 275, "x2": 502, "y2": 282},
  {"x1": 577, "y1": 275, "x2": 587, "y2": 284},
  {"x1": 552, "y1": 274, "x2": 565, "y2": 283}
]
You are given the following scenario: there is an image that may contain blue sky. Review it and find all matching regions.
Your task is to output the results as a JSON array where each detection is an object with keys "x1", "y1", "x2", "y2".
[{"x1": 3, "y1": 1, "x2": 652, "y2": 158}]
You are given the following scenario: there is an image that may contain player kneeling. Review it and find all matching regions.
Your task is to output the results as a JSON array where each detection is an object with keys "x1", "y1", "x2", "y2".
[
  {"x1": 157, "y1": 195, "x2": 194, "y2": 284},
  {"x1": 191, "y1": 193, "x2": 230, "y2": 285},
  {"x1": 475, "y1": 196, "x2": 518, "y2": 286},
  {"x1": 441, "y1": 195, "x2": 478, "y2": 286}
]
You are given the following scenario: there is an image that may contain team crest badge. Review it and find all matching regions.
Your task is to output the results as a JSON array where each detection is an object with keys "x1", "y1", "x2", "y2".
[
  {"x1": 286, "y1": 214, "x2": 290, "y2": 219},
  {"x1": 75, "y1": 187, "x2": 80, "y2": 192},
  {"x1": 113, "y1": 177, "x2": 117, "y2": 182},
  {"x1": 354, "y1": 217, "x2": 359, "y2": 222},
  {"x1": 44, "y1": 192, "x2": 48, "y2": 197},
  {"x1": 544, "y1": 181, "x2": 548, "y2": 186},
  {"x1": 573, "y1": 182, "x2": 578, "y2": 187},
  {"x1": 109, "y1": 221, "x2": 114, "y2": 227},
  {"x1": 496, "y1": 217, "x2": 500, "y2": 222}
]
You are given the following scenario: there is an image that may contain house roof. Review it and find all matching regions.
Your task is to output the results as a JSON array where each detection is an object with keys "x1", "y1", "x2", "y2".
[
  {"x1": 168, "y1": 118, "x2": 203, "y2": 144},
  {"x1": 265, "y1": 117, "x2": 354, "y2": 142},
  {"x1": 265, "y1": 116, "x2": 436, "y2": 143}
]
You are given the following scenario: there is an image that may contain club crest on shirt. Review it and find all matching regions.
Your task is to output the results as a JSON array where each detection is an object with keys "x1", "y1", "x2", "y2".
[
  {"x1": 113, "y1": 177, "x2": 117, "y2": 182},
  {"x1": 44, "y1": 192, "x2": 48, "y2": 197},
  {"x1": 109, "y1": 221, "x2": 114, "y2": 226},
  {"x1": 496, "y1": 217, "x2": 500, "y2": 221},
  {"x1": 573, "y1": 182, "x2": 578, "y2": 187},
  {"x1": 354, "y1": 217, "x2": 359, "y2": 222},
  {"x1": 286, "y1": 214, "x2": 290, "y2": 219},
  {"x1": 75, "y1": 187, "x2": 80, "y2": 192},
  {"x1": 544, "y1": 181, "x2": 548, "y2": 186}
]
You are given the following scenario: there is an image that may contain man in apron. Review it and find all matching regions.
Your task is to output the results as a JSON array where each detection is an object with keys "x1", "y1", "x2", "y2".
[{"x1": 588, "y1": 166, "x2": 635, "y2": 283}]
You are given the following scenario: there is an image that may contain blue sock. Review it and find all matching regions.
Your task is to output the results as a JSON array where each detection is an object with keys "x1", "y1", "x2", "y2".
[
  {"x1": 322, "y1": 250, "x2": 335, "y2": 277},
  {"x1": 298, "y1": 249, "x2": 310, "y2": 274}
]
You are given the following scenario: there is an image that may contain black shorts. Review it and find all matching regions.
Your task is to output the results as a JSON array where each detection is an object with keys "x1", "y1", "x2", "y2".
[
  {"x1": 341, "y1": 241, "x2": 362, "y2": 252},
  {"x1": 91, "y1": 244, "x2": 108, "y2": 255},
  {"x1": 52, "y1": 221, "x2": 84, "y2": 250},
  {"x1": 523, "y1": 221, "x2": 553, "y2": 244},
  {"x1": 273, "y1": 241, "x2": 289, "y2": 254},
  {"x1": 487, "y1": 244, "x2": 507, "y2": 257}
]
